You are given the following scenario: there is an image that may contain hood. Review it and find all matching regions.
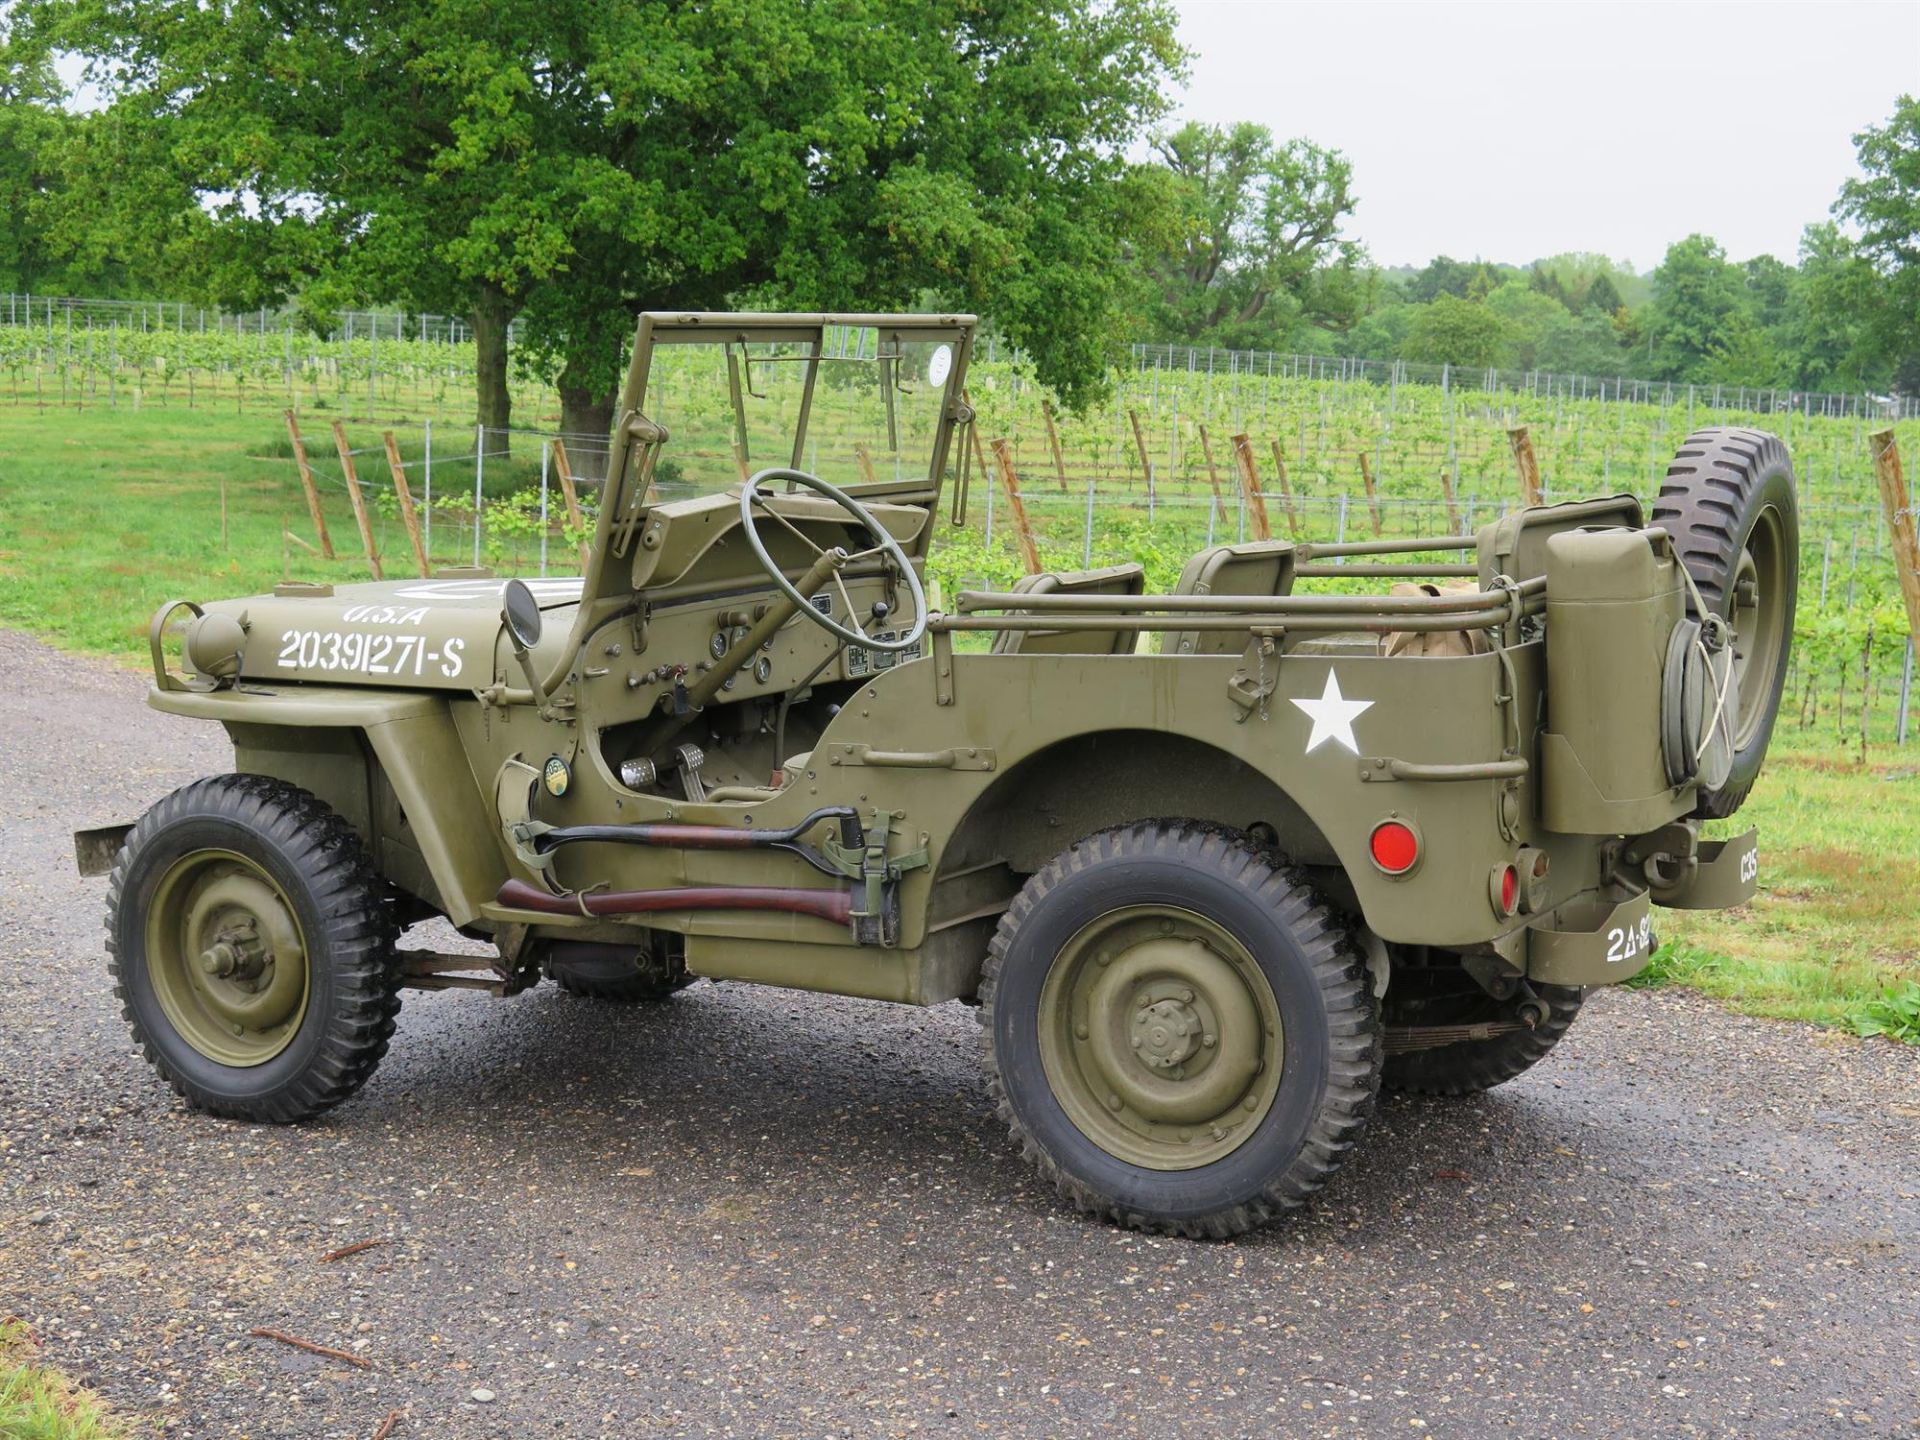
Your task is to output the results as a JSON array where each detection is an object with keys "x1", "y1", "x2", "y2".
[{"x1": 205, "y1": 576, "x2": 582, "y2": 691}]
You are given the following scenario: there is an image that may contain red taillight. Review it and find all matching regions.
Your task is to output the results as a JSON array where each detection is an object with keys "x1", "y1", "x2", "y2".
[
  {"x1": 1495, "y1": 863, "x2": 1519, "y2": 916},
  {"x1": 1369, "y1": 820, "x2": 1420, "y2": 875}
]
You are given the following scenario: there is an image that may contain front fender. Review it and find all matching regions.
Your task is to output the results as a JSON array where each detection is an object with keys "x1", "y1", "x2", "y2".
[{"x1": 149, "y1": 685, "x2": 505, "y2": 925}]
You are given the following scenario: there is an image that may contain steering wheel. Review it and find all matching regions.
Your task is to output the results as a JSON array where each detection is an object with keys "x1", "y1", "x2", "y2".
[{"x1": 739, "y1": 468, "x2": 928, "y2": 653}]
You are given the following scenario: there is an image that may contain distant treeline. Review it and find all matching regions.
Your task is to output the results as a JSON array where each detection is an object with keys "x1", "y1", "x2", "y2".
[{"x1": 1, "y1": 3, "x2": 1913, "y2": 418}]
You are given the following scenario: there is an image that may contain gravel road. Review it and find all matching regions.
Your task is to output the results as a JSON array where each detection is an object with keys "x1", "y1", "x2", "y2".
[{"x1": 2, "y1": 627, "x2": 1916, "y2": 1439}]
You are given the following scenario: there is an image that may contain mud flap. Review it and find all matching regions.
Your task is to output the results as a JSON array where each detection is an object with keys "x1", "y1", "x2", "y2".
[
  {"x1": 1526, "y1": 884, "x2": 1654, "y2": 986},
  {"x1": 74, "y1": 823, "x2": 134, "y2": 877}
]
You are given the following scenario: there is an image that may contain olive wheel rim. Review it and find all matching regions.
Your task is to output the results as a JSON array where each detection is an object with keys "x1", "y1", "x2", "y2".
[
  {"x1": 1037, "y1": 905, "x2": 1283, "y2": 1171},
  {"x1": 1727, "y1": 501, "x2": 1789, "y2": 752},
  {"x1": 144, "y1": 848, "x2": 310, "y2": 1067}
]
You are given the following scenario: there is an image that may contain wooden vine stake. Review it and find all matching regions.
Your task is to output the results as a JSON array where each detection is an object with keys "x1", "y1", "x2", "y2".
[
  {"x1": 989, "y1": 437, "x2": 1043, "y2": 575},
  {"x1": 1196, "y1": 424, "x2": 1228, "y2": 525},
  {"x1": 1870, "y1": 429, "x2": 1920, "y2": 647},
  {"x1": 1507, "y1": 424, "x2": 1543, "y2": 507},
  {"x1": 1228, "y1": 433, "x2": 1274, "y2": 541},
  {"x1": 1439, "y1": 466, "x2": 1462, "y2": 534},
  {"x1": 1230, "y1": 432, "x2": 1272, "y2": 541},
  {"x1": 1040, "y1": 400, "x2": 1070, "y2": 493},
  {"x1": 550, "y1": 439, "x2": 590, "y2": 571},
  {"x1": 1358, "y1": 451, "x2": 1383, "y2": 536},
  {"x1": 1127, "y1": 407, "x2": 1153, "y2": 498},
  {"x1": 329, "y1": 420, "x2": 383, "y2": 579},
  {"x1": 852, "y1": 442, "x2": 877, "y2": 484},
  {"x1": 380, "y1": 431, "x2": 430, "y2": 576},
  {"x1": 1267, "y1": 438, "x2": 1301, "y2": 539},
  {"x1": 283, "y1": 409, "x2": 335, "y2": 559}
]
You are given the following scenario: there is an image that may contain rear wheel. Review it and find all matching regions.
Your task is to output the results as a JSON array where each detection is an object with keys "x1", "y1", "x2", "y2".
[
  {"x1": 981, "y1": 822, "x2": 1381, "y2": 1238},
  {"x1": 106, "y1": 775, "x2": 400, "y2": 1122},
  {"x1": 1649, "y1": 427, "x2": 1798, "y2": 818}
]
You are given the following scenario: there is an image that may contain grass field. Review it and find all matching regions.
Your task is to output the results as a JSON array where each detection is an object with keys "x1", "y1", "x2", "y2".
[
  {"x1": 0, "y1": 387, "x2": 1913, "y2": 1041},
  {"x1": 0, "y1": 1319, "x2": 139, "y2": 1439}
]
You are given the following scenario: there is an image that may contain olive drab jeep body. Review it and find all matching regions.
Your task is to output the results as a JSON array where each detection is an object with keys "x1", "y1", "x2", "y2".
[{"x1": 83, "y1": 312, "x2": 1797, "y2": 1237}]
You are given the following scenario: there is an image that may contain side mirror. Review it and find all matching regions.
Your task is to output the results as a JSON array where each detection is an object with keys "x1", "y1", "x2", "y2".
[
  {"x1": 502, "y1": 579, "x2": 543, "y2": 650},
  {"x1": 500, "y1": 580, "x2": 550, "y2": 710}
]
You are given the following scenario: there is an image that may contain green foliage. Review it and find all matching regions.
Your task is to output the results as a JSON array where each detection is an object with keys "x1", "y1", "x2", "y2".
[
  {"x1": 1848, "y1": 981, "x2": 1920, "y2": 1044},
  {"x1": 1403, "y1": 294, "x2": 1506, "y2": 369},
  {"x1": 1646, "y1": 235, "x2": 1753, "y2": 383},
  {"x1": 24, "y1": 0, "x2": 1186, "y2": 425},
  {"x1": 1485, "y1": 281, "x2": 1571, "y2": 370},
  {"x1": 1625, "y1": 937, "x2": 1725, "y2": 990},
  {"x1": 1789, "y1": 222, "x2": 1883, "y2": 391},
  {"x1": 0, "y1": 45, "x2": 73, "y2": 293},
  {"x1": 1403, "y1": 255, "x2": 1509, "y2": 304},
  {"x1": 1834, "y1": 94, "x2": 1920, "y2": 393},
  {"x1": 0, "y1": 1318, "x2": 141, "y2": 1439},
  {"x1": 1141, "y1": 121, "x2": 1367, "y2": 349}
]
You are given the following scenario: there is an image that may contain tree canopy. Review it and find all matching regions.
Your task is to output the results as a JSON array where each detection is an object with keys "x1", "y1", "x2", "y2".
[
  {"x1": 1834, "y1": 93, "x2": 1920, "y2": 392},
  {"x1": 1140, "y1": 121, "x2": 1366, "y2": 349},
  {"x1": 2, "y1": 22, "x2": 1915, "y2": 413},
  {"x1": 21, "y1": 0, "x2": 1184, "y2": 448}
]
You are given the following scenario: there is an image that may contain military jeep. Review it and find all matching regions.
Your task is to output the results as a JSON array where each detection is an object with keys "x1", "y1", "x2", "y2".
[{"x1": 82, "y1": 311, "x2": 1795, "y2": 1237}]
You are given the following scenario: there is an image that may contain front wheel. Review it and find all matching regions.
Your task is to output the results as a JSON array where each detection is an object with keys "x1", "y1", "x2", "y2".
[
  {"x1": 980, "y1": 823, "x2": 1381, "y2": 1238},
  {"x1": 106, "y1": 775, "x2": 400, "y2": 1122}
]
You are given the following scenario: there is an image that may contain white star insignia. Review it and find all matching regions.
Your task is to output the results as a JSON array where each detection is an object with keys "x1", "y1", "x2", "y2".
[{"x1": 1290, "y1": 671, "x2": 1372, "y2": 755}]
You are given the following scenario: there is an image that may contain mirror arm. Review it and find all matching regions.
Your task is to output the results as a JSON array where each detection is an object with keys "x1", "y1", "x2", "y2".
[{"x1": 501, "y1": 613, "x2": 554, "y2": 715}]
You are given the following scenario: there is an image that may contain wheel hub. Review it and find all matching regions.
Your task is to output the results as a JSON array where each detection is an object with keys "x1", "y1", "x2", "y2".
[
  {"x1": 147, "y1": 851, "x2": 310, "y2": 1066},
  {"x1": 1132, "y1": 995, "x2": 1203, "y2": 1071},
  {"x1": 1038, "y1": 909, "x2": 1284, "y2": 1172}
]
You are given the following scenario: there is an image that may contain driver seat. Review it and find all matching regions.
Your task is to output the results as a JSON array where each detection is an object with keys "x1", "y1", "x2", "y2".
[{"x1": 989, "y1": 564, "x2": 1146, "y2": 656}]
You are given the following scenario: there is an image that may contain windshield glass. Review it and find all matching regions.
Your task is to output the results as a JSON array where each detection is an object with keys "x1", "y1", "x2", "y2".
[{"x1": 639, "y1": 324, "x2": 961, "y2": 500}]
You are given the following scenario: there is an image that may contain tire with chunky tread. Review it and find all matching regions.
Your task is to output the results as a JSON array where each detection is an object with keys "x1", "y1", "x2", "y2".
[
  {"x1": 1383, "y1": 982, "x2": 1584, "y2": 1096},
  {"x1": 106, "y1": 774, "x2": 401, "y2": 1122},
  {"x1": 1649, "y1": 426, "x2": 1798, "y2": 818},
  {"x1": 980, "y1": 822, "x2": 1382, "y2": 1239}
]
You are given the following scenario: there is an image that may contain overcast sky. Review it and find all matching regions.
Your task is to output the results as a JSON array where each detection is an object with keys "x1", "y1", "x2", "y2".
[{"x1": 1168, "y1": 0, "x2": 1919, "y2": 273}]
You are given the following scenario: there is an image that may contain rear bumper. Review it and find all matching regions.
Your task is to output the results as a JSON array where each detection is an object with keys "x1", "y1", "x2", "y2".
[
  {"x1": 1525, "y1": 884, "x2": 1654, "y2": 985},
  {"x1": 1522, "y1": 827, "x2": 1758, "y2": 987},
  {"x1": 1648, "y1": 829, "x2": 1759, "y2": 911}
]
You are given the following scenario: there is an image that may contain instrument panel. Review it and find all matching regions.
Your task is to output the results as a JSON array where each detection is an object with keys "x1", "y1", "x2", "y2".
[{"x1": 583, "y1": 571, "x2": 917, "y2": 721}]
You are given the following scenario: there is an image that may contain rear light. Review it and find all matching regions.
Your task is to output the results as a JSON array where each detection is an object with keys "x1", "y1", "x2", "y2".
[
  {"x1": 1490, "y1": 862, "x2": 1520, "y2": 917},
  {"x1": 1368, "y1": 819, "x2": 1421, "y2": 876}
]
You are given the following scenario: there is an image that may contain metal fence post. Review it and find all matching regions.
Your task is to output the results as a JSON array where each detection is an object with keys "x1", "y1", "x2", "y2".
[
  {"x1": 1899, "y1": 639, "x2": 1913, "y2": 746},
  {"x1": 538, "y1": 439, "x2": 551, "y2": 576},
  {"x1": 1083, "y1": 480, "x2": 1095, "y2": 568},
  {"x1": 472, "y1": 424, "x2": 484, "y2": 569},
  {"x1": 422, "y1": 420, "x2": 433, "y2": 564}
]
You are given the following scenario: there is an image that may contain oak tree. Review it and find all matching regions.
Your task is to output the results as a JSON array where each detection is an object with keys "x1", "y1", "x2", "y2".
[{"x1": 29, "y1": 0, "x2": 1183, "y2": 459}]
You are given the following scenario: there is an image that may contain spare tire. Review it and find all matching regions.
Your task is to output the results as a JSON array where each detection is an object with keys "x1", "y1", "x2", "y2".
[
  {"x1": 1649, "y1": 428, "x2": 1797, "y2": 818},
  {"x1": 543, "y1": 936, "x2": 690, "y2": 1003}
]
